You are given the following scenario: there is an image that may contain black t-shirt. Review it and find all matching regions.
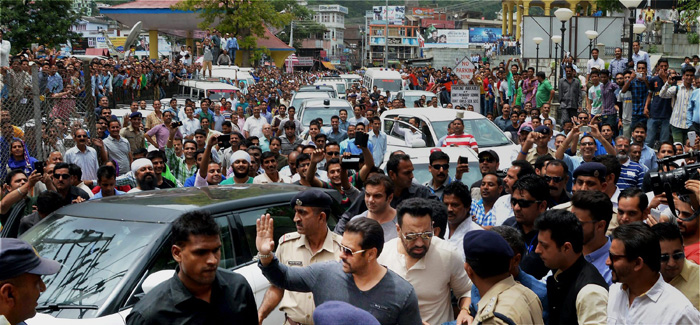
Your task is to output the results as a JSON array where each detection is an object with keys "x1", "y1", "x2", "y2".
[{"x1": 159, "y1": 178, "x2": 177, "y2": 189}]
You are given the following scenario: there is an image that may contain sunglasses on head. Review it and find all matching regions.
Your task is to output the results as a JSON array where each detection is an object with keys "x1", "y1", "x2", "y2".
[
  {"x1": 544, "y1": 175, "x2": 565, "y2": 183},
  {"x1": 660, "y1": 251, "x2": 685, "y2": 262},
  {"x1": 511, "y1": 198, "x2": 542, "y2": 208},
  {"x1": 338, "y1": 243, "x2": 366, "y2": 257}
]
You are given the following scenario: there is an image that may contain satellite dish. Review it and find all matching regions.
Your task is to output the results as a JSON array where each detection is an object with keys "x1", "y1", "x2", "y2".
[{"x1": 124, "y1": 21, "x2": 143, "y2": 50}]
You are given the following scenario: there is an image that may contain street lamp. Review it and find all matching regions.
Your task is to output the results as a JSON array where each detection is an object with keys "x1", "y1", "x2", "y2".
[
  {"x1": 554, "y1": 8, "x2": 574, "y2": 74},
  {"x1": 533, "y1": 37, "x2": 543, "y2": 72},
  {"x1": 552, "y1": 35, "x2": 562, "y2": 90},
  {"x1": 697, "y1": 16, "x2": 700, "y2": 56},
  {"x1": 585, "y1": 30, "x2": 598, "y2": 59},
  {"x1": 619, "y1": 0, "x2": 643, "y2": 63}
]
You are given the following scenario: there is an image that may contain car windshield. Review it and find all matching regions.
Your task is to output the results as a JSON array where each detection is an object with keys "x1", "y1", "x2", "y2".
[
  {"x1": 374, "y1": 79, "x2": 402, "y2": 92},
  {"x1": 302, "y1": 107, "x2": 348, "y2": 126},
  {"x1": 22, "y1": 214, "x2": 167, "y2": 318},
  {"x1": 292, "y1": 93, "x2": 330, "y2": 109},
  {"x1": 404, "y1": 95, "x2": 435, "y2": 107},
  {"x1": 411, "y1": 161, "x2": 481, "y2": 187},
  {"x1": 433, "y1": 118, "x2": 511, "y2": 147}
]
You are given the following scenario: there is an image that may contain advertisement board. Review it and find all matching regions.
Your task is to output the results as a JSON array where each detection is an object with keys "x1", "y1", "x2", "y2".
[
  {"x1": 422, "y1": 28, "x2": 469, "y2": 48},
  {"x1": 411, "y1": 7, "x2": 434, "y2": 18},
  {"x1": 468, "y1": 27, "x2": 502, "y2": 44},
  {"x1": 451, "y1": 85, "x2": 481, "y2": 108},
  {"x1": 372, "y1": 6, "x2": 405, "y2": 23}
]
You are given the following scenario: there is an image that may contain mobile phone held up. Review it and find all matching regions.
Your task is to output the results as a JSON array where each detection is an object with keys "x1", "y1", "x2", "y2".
[
  {"x1": 171, "y1": 121, "x2": 183, "y2": 128},
  {"x1": 218, "y1": 134, "x2": 231, "y2": 149},
  {"x1": 458, "y1": 156, "x2": 468, "y2": 165},
  {"x1": 35, "y1": 161, "x2": 45, "y2": 174}
]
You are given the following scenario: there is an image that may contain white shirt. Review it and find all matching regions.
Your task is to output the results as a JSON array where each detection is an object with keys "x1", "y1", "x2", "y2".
[
  {"x1": 607, "y1": 274, "x2": 700, "y2": 324},
  {"x1": 378, "y1": 237, "x2": 473, "y2": 325},
  {"x1": 65, "y1": 146, "x2": 100, "y2": 181},
  {"x1": 180, "y1": 116, "x2": 200, "y2": 136},
  {"x1": 243, "y1": 115, "x2": 266, "y2": 138},
  {"x1": 0, "y1": 40, "x2": 10, "y2": 67},
  {"x1": 253, "y1": 172, "x2": 291, "y2": 184},
  {"x1": 492, "y1": 194, "x2": 514, "y2": 226},
  {"x1": 392, "y1": 122, "x2": 423, "y2": 147},
  {"x1": 444, "y1": 217, "x2": 483, "y2": 260},
  {"x1": 587, "y1": 58, "x2": 605, "y2": 73}
]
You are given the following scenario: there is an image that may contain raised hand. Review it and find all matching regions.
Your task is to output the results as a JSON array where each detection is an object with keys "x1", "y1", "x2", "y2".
[
  {"x1": 255, "y1": 213, "x2": 275, "y2": 256},
  {"x1": 311, "y1": 148, "x2": 325, "y2": 164}
]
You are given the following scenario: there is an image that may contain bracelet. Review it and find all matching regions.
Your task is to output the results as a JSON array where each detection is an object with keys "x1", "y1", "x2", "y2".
[
  {"x1": 255, "y1": 253, "x2": 272, "y2": 260},
  {"x1": 16, "y1": 187, "x2": 25, "y2": 196},
  {"x1": 520, "y1": 150, "x2": 528, "y2": 155},
  {"x1": 460, "y1": 306, "x2": 471, "y2": 316}
]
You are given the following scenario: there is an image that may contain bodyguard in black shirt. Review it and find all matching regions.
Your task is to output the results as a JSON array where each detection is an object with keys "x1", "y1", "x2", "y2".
[{"x1": 126, "y1": 211, "x2": 257, "y2": 324}]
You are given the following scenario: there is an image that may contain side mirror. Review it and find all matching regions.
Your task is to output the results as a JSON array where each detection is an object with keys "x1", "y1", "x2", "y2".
[
  {"x1": 411, "y1": 139, "x2": 426, "y2": 148},
  {"x1": 142, "y1": 270, "x2": 175, "y2": 294},
  {"x1": 504, "y1": 132, "x2": 513, "y2": 141}
]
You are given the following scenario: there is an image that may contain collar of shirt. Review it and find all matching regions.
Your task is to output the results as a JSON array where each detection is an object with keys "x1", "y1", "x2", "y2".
[
  {"x1": 168, "y1": 267, "x2": 222, "y2": 307},
  {"x1": 677, "y1": 259, "x2": 695, "y2": 282},
  {"x1": 295, "y1": 228, "x2": 337, "y2": 254},
  {"x1": 631, "y1": 274, "x2": 665, "y2": 303},
  {"x1": 585, "y1": 238, "x2": 611, "y2": 266}
]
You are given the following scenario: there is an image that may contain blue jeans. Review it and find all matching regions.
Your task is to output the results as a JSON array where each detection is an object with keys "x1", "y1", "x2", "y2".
[
  {"x1": 645, "y1": 117, "x2": 671, "y2": 147},
  {"x1": 480, "y1": 94, "x2": 486, "y2": 115},
  {"x1": 631, "y1": 115, "x2": 647, "y2": 132},
  {"x1": 600, "y1": 114, "x2": 618, "y2": 135}
]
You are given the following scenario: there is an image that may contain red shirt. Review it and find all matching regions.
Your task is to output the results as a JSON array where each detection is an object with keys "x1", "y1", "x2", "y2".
[
  {"x1": 442, "y1": 133, "x2": 478, "y2": 150},
  {"x1": 686, "y1": 242, "x2": 700, "y2": 265}
]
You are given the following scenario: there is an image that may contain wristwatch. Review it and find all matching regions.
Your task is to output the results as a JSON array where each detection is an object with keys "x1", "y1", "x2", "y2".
[{"x1": 254, "y1": 252, "x2": 272, "y2": 261}]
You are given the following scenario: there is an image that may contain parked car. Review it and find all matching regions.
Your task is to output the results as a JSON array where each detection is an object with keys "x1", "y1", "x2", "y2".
[
  {"x1": 290, "y1": 91, "x2": 333, "y2": 110},
  {"x1": 380, "y1": 108, "x2": 518, "y2": 169},
  {"x1": 23, "y1": 184, "x2": 342, "y2": 325},
  {"x1": 297, "y1": 98, "x2": 353, "y2": 127}
]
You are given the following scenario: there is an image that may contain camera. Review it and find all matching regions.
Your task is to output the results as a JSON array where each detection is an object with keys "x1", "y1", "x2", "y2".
[
  {"x1": 341, "y1": 155, "x2": 361, "y2": 170},
  {"x1": 171, "y1": 121, "x2": 183, "y2": 128},
  {"x1": 650, "y1": 150, "x2": 700, "y2": 196}
]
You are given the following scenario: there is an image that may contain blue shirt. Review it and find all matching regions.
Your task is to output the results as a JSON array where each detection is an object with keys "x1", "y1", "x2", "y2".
[
  {"x1": 630, "y1": 78, "x2": 650, "y2": 116},
  {"x1": 585, "y1": 238, "x2": 613, "y2": 286},
  {"x1": 469, "y1": 270, "x2": 549, "y2": 325},
  {"x1": 47, "y1": 73, "x2": 63, "y2": 94},
  {"x1": 609, "y1": 58, "x2": 629, "y2": 77},
  {"x1": 470, "y1": 199, "x2": 496, "y2": 226},
  {"x1": 639, "y1": 144, "x2": 658, "y2": 171},
  {"x1": 91, "y1": 188, "x2": 125, "y2": 200},
  {"x1": 368, "y1": 131, "x2": 387, "y2": 167},
  {"x1": 686, "y1": 88, "x2": 700, "y2": 126},
  {"x1": 617, "y1": 160, "x2": 645, "y2": 190},
  {"x1": 226, "y1": 37, "x2": 239, "y2": 50},
  {"x1": 326, "y1": 129, "x2": 348, "y2": 144},
  {"x1": 339, "y1": 138, "x2": 373, "y2": 155},
  {"x1": 338, "y1": 120, "x2": 349, "y2": 131}
]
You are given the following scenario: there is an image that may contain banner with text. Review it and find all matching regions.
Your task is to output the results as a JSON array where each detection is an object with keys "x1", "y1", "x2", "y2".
[
  {"x1": 422, "y1": 29, "x2": 469, "y2": 48},
  {"x1": 451, "y1": 85, "x2": 481, "y2": 108},
  {"x1": 468, "y1": 27, "x2": 502, "y2": 44}
]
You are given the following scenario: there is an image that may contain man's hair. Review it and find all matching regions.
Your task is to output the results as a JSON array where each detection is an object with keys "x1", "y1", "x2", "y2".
[
  {"x1": 593, "y1": 154, "x2": 622, "y2": 183},
  {"x1": 482, "y1": 172, "x2": 504, "y2": 187},
  {"x1": 619, "y1": 187, "x2": 648, "y2": 212},
  {"x1": 511, "y1": 160, "x2": 536, "y2": 178},
  {"x1": 397, "y1": 198, "x2": 433, "y2": 227},
  {"x1": 345, "y1": 217, "x2": 384, "y2": 256},
  {"x1": 536, "y1": 71, "x2": 546, "y2": 79},
  {"x1": 261, "y1": 151, "x2": 277, "y2": 161},
  {"x1": 682, "y1": 66, "x2": 696, "y2": 75},
  {"x1": 283, "y1": 120, "x2": 296, "y2": 130},
  {"x1": 589, "y1": 70, "x2": 600, "y2": 77},
  {"x1": 68, "y1": 163, "x2": 82, "y2": 180},
  {"x1": 364, "y1": 174, "x2": 394, "y2": 197},
  {"x1": 429, "y1": 150, "x2": 449, "y2": 165},
  {"x1": 36, "y1": 190, "x2": 65, "y2": 215},
  {"x1": 133, "y1": 148, "x2": 149, "y2": 157},
  {"x1": 426, "y1": 199, "x2": 447, "y2": 239},
  {"x1": 637, "y1": 60, "x2": 647, "y2": 68},
  {"x1": 535, "y1": 209, "x2": 583, "y2": 253},
  {"x1": 547, "y1": 159, "x2": 569, "y2": 176},
  {"x1": 491, "y1": 226, "x2": 526, "y2": 256},
  {"x1": 171, "y1": 211, "x2": 220, "y2": 247},
  {"x1": 54, "y1": 162, "x2": 70, "y2": 172},
  {"x1": 534, "y1": 154, "x2": 554, "y2": 171},
  {"x1": 147, "y1": 150, "x2": 167, "y2": 164},
  {"x1": 612, "y1": 223, "x2": 661, "y2": 273},
  {"x1": 442, "y1": 181, "x2": 471, "y2": 208},
  {"x1": 512, "y1": 174, "x2": 549, "y2": 202},
  {"x1": 184, "y1": 139, "x2": 197, "y2": 149},
  {"x1": 651, "y1": 222, "x2": 683, "y2": 245},
  {"x1": 386, "y1": 153, "x2": 410, "y2": 175},
  {"x1": 600, "y1": 69, "x2": 610, "y2": 77},
  {"x1": 572, "y1": 190, "x2": 613, "y2": 228},
  {"x1": 96, "y1": 165, "x2": 117, "y2": 182},
  {"x1": 194, "y1": 129, "x2": 207, "y2": 138}
]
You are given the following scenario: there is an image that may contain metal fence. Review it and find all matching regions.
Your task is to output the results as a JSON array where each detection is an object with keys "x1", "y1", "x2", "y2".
[{"x1": 1, "y1": 62, "x2": 96, "y2": 180}]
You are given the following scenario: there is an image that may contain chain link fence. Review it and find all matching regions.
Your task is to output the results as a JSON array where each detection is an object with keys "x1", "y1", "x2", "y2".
[{"x1": 1, "y1": 62, "x2": 95, "y2": 181}]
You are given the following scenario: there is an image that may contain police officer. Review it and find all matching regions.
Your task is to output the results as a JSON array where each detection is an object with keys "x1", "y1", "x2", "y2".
[
  {"x1": 463, "y1": 231, "x2": 544, "y2": 324},
  {"x1": 257, "y1": 189, "x2": 342, "y2": 325},
  {"x1": 0, "y1": 238, "x2": 61, "y2": 325}
]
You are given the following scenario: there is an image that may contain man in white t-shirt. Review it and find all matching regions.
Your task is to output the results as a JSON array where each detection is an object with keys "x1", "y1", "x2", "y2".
[
  {"x1": 587, "y1": 49, "x2": 605, "y2": 81},
  {"x1": 243, "y1": 105, "x2": 266, "y2": 139}
]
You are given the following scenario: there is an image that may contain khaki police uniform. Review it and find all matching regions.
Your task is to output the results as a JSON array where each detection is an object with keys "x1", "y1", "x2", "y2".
[
  {"x1": 474, "y1": 275, "x2": 544, "y2": 325},
  {"x1": 276, "y1": 229, "x2": 342, "y2": 325}
]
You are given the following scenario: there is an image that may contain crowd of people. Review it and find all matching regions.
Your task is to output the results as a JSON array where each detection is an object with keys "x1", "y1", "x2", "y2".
[{"x1": 2, "y1": 40, "x2": 700, "y2": 324}]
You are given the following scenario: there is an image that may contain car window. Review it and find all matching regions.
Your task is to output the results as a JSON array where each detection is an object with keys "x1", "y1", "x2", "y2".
[
  {"x1": 433, "y1": 118, "x2": 511, "y2": 147},
  {"x1": 214, "y1": 215, "x2": 238, "y2": 269},
  {"x1": 237, "y1": 205, "x2": 296, "y2": 257},
  {"x1": 386, "y1": 117, "x2": 433, "y2": 147}
]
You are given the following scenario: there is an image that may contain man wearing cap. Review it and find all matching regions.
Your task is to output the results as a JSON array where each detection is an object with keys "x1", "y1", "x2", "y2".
[
  {"x1": 516, "y1": 125, "x2": 554, "y2": 165},
  {"x1": 220, "y1": 150, "x2": 254, "y2": 184},
  {"x1": 313, "y1": 301, "x2": 379, "y2": 325},
  {"x1": 127, "y1": 158, "x2": 157, "y2": 193},
  {"x1": 554, "y1": 162, "x2": 608, "y2": 211},
  {"x1": 469, "y1": 150, "x2": 501, "y2": 201},
  {"x1": 120, "y1": 111, "x2": 145, "y2": 153},
  {"x1": 0, "y1": 238, "x2": 61, "y2": 325},
  {"x1": 463, "y1": 231, "x2": 544, "y2": 324},
  {"x1": 257, "y1": 190, "x2": 343, "y2": 325}
]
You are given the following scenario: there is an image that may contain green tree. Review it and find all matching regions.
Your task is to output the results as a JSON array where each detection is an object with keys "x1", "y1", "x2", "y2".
[
  {"x1": 0, "y1": 0, "x2": 84, "y2": 54},
  {"x1": 173, "y1": 0, "x2": 293, "y2": 67},
  {"x1": 270, "y1": 0, "x2": 328, "y2": 50}
]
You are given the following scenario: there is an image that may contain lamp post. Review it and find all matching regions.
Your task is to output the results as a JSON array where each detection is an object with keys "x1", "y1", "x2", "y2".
[
  {"x1": 697, "y1": 16, "x2": 700, "y2": 55},
  {"x1": 533, "y1": 37, "x2": 543, "y2": 72},
  {"x1": 620, "y1": 0, "x2": 643, "y2": 63},
  {"x1": 585, "y1": 30, "x2": 598, "y2": 59},
  {"x1": 554, "y1": 8, "x2": 574, "y2": 74},
  {"x1": 552, "y1": 35, "x2": 562, "y2": 90}
]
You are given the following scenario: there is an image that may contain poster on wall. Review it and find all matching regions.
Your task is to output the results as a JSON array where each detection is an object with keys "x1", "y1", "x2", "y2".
[
  {"x1": 373, "y1": 6, "x2": 405, "y2": 23},
  {"x1": 468, "y1": 27, "x2": 502, "y2": 43},
  {"x1": 422, "y1": 28, "x2": 469, "y2": 48}
]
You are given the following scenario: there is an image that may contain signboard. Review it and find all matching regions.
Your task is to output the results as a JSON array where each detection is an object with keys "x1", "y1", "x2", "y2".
[
  {"x1": 468, "y1": 27, "x2": 502, "y2": 44},
  {"x1": 453, "y1": 57, "x2": 477, "y2": 83},
  {"x1": 372, "y1": 6, "x2": 405, "y2": 23},
  {"x1": 412, "y1": 7, "x2": 435, "y2": 18},
  {"x1": 296, "y1": 56, "x2": 314, "y2": 66},
  {"x1": 451, "y1": 85, "x2": 481, "y2": 108},
  {"x1": 422, "y1": 28, "x2": 469, "y2": 48},
  {"x1": 318, "y1": 5, "x2": 348, "y2": 14}
]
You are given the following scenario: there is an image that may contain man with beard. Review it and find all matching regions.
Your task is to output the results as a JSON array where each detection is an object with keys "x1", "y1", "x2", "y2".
[
  {"x1": 542, "y1": 160, "x2": 570, "y2": 206},
  {"x1": 220, "y1": 151, "x2": 253, "y2": 185},
  {"x1": 614, "y1": 136, "x2": 645, "y2": 190},
  {"x1": 253, "y1": 152, "x2": 291, "y2": 184},
  {"x1": 424, "y1": 150, "x2": 456, "y2": 199},
  {"x1": 471, "y1": 173, "x2": 504, "y2": 228},
  {"x1": 570, "y1": 191, "x2": 614, "y2": 285},
  {"x1": 651, "y1": 223, "x2": 700, "y2": 310},
  {"x1": 670, "y1": 191, "x2": 700, "y2": 264},
  {"x1": 127, "y1": 211, "x2": 257, "y2": 324},
  {"x1": 127, "y1": 159, "x2": 158, "y2": 193},
  {"x1": 378, "y1": 198, "x2": 473, "y2": 325},
  {"x1": 91, "y1": 165, "x2": 124, "y2": 199},
  {"x1": 257, "y1": 190, "x2": 342, "y2": 324},
  {"x1": 617, "y1": 188, "x2": 651, "y2": 226},
  {"x1": 256, "y1": 215, "x2": 421, "y2": 325},
  {"x1": 606, "y1": 223, "x2": 699, "y2": 323},
  {"x1": 146, "y1": 150, "x2": 177, "y2": 189},
  {"x1": 351, "y1": 174, "x2": 398, "y2": 242},
  {"x1": 442, "y1": 182, "x2": 483, "y2": 258},
  {"x1": 491, "y1": 160, "x2": 537, "y2": 226},
  {"x1": 194, "y1": 136, "x2": 223, "y2": 187}
]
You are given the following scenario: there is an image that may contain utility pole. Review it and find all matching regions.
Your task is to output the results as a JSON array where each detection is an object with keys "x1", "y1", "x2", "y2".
[
  {"x1": 384, "y1": 0, "x2": 389, "y2": 68},
  {"x1": 289, "y1": 21, "x2": 294, "y2": 47}
]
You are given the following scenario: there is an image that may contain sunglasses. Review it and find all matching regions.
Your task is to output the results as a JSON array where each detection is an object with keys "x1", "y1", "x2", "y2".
[
  {"x1": 609, "y1": 252, "x2": 626, "y2": 262},
  {"x1": 338, "y1": 243, "x2": 366, "y2": 257},
  {"x1": 326, "y1": 151, "x2": 340, "y2": 156},
  {"x1": 431, "y1": 164, "x2": 449, "y2": 171},
  {"x1": 511, "y1": 198, "x2": 542, "y2": 208},
  {"x1": 544, "y1": 175, "x2": 565, "y2": 183},
  {"x1": 402, "y1": 231, "x2": 434, "y2": 242},
  {"x1": 660, "y1": 251, "x2": 685, "y2": 262},
  {"x1": 53, "y1": 173, "x2": 71, "y2": 180},
  {"x1": 479, "y1": 157, "x2": 494, "y2": 163}
]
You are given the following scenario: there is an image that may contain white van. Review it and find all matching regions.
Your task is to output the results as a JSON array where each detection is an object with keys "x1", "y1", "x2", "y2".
[
  {"x1": 340, "y1": 73, "x2": 362, "y2": 89},
  {"x1": 362, "y1": 68, "x2": 403, "y2": 97},
  {"x1": 177, "y1": 80, "x2": 240, "y2": 102},
  {"x1": 210, "y1": 66, "x2": 257, "y2": 91},
  {"x1": 314, "y1": 77, "x2": 347, "y2": 99}
]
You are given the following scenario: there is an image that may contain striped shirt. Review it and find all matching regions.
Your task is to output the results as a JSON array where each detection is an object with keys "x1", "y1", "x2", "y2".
[
  {"x1": 660, "y1": 82, "x2": 696, "y2": 129},
  {"x1": 470, "y1": 199, "x2": 496, "y2": 227},
  {"x1": 442, "y1": 133, "x2": 478, "y2": 150},
  {"x1": 617, "y1": 159, "x2": 645, "y2": 190}
]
